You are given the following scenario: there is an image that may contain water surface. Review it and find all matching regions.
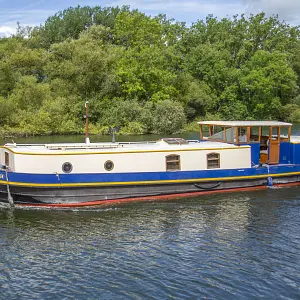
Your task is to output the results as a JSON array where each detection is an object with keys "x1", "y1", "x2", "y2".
[{"x1": 1, "y1": 188, "x2": 300, "y2": 299}]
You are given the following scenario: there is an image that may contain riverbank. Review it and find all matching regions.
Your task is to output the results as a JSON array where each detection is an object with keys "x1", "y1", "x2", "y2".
[{"x1": 0, "y1": 121, "x2": 200, "y2": 140}]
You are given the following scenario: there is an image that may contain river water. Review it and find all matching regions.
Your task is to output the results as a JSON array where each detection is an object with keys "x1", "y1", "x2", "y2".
[
  {"x1": 1, "y1": 188, "x2": 300, "y2": 299},
  {"x1": 1, "y1": 130, "x2": 300, "y2": 299}
]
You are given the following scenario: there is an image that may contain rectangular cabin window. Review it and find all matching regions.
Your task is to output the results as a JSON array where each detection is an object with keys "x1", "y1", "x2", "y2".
[
  {"x1": 208, "y1": 126, "x2": 225, "y2": 141},
  {"x1": 271, "y1": 126, "x2": 280, "y2": 141},
  {"x1": 5, "y1": 152, "x2": 9, "y2": 167},
  {"x1": 207, "y1": 153, "x2": 220, "y2": 169},
  {"x1": 166, "y1": 155, "x2": 180, "y2": 171},
  {"x1": 250, "y1": 127, "x2": 260, "y2": 142}
]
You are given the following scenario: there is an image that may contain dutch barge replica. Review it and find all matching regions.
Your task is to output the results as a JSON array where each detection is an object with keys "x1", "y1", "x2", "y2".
[{"x1": 0, "y1": 120, "x2": 300, "y2": 207}]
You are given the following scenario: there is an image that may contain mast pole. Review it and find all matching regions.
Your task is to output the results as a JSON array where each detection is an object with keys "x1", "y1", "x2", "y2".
[{"x1": 85, "y1": 101, "x2": 90, "y2": 144}]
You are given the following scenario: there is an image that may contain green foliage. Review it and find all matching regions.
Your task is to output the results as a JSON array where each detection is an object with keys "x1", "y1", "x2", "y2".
[
  {"x1": 119, "y1": 122, "x2": 145, "y2": 135},
  {"x1": 45, "y1": 25, "x2": 120, "y2": 100},
  {"x1": 175, "y1": 74, "x2": 217, "y2": 120},
  {"x1": 114, "y1": 11, "x2": 180, "y2": 103},
  {"x1": 152, "y1": 100, "x2": 186, "y2": 134},
  {"x1": 31, "y1": 6, "x2": 130, "y2": 48},
  {"x1": 0, "y1": 8, "x2": 300, "y2": 138},
  {"x1": 240, "y1": 50, "x2": 298, "y2": 119},
  {"x1": 182, "y1": 14, "x2": 300, "y2": 121},
  {"x1": 0, "y1": 96, "x2": 14, "y2": 125},
  {"x1": 281, "y1": 104, "x2": 300, "y2": 122}
]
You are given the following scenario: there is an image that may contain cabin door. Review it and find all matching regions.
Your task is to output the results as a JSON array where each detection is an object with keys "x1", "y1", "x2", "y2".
[{"x1": 268, "y1": 126, "x2": 280, "y2": 164}]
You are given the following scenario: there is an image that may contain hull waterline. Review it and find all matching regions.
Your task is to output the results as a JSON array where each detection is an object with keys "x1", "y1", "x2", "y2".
[{"x1": 1, "y1": 176, "x2": 299, "y2": 208}]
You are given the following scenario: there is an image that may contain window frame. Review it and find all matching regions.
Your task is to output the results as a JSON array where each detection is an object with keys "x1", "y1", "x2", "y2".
[
  {"x1": 166, "y1": 154, "x2": 181, "y2": 171},
  {"x1": 5, "y1": 152, "x2": 9, "y2": 167},
  {"x1": 62, "y1": 162, "x2": 73, "y2": 173},
  {"x1": 207, "y1": 152, "x2": 220, "y2": 169},
  {"x1": 104, "y1": 160, "x2": 114, "y2": 171}
]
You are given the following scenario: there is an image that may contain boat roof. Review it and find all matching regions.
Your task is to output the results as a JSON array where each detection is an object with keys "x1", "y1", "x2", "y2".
[
  {"x1": 197, "y1": 121, "x2": 292, "y2": 127},
  {"x1": 2, "y1": 139, "x2": 248, "y2": 154}
]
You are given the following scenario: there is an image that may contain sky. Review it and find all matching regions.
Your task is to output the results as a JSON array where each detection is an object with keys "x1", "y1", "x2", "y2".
[{"x1": 0, "y1": 0, "x2": 299, "y2": 37}]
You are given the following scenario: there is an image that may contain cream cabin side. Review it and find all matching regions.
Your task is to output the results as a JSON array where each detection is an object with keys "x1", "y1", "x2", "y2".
[{"x1": 6, "y1": 144, "x2": 251, "y2": 174}]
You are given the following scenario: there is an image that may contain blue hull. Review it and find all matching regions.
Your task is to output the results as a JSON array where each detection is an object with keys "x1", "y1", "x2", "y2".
[
  {"x1": 0, "y1": 165, "x2": 300, "y2": 206},
  {"x1": 1, "y1": 164, "x2": 300, "y2": 186}
]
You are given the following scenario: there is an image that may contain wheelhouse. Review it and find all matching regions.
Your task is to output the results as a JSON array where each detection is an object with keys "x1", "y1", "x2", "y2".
[{"x1": 198, "y1": 121, "x2": 293, "y2": 165}]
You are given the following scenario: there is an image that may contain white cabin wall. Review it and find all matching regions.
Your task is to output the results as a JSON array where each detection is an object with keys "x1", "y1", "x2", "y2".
[
  {"x1": 181, "y1": 148, "x2": 251, "y2": 170},
  {"x1": 13, "y1": 147, "x2": 251, "y2": 174}
]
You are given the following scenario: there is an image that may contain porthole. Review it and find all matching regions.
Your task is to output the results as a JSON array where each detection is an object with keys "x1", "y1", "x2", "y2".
[
  {"x1": 104, "y1": 160, "x2": 114, "y2": 171},
  {"x1": 62, "y1": 162, "x2": 73, "y2": 173}
]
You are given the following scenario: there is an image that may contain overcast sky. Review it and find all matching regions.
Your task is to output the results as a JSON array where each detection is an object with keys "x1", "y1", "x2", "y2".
[{"x1": 0, "y1": 0, "x2": 299, "y2": 37}]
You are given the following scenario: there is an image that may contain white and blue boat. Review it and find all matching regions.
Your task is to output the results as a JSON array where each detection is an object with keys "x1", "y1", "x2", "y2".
[{"x1": 0, "y1": 120, "x2": 300, "y2": 207}]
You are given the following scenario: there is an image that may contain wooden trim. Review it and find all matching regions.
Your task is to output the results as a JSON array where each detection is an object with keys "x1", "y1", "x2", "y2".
[
  {"x1": 166, "y1": 154, "x2": 181, "y2": 171},
  {"x1": 258, "y1": 127, "x2": 262, "y2": 143},
  {"x1": 207, "y1": 152, "x2": 220, "y2": 169},
  {"x1": 208, "y1": 125, "x2": 213, "y2": 136},
  {"x1": 200, "y1": 125, "x2": 203, "y2": 140},
  {"x1": 5, "y1": 152, "x2": 9, "y2": 166},
  {"x1": 246, "y1": 127, "x2": 250, "y2": 142}
]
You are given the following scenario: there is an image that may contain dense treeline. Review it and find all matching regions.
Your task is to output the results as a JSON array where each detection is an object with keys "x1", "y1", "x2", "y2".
[{"x1": 0, "y1": 6, "x2": 300, "y2": 136}]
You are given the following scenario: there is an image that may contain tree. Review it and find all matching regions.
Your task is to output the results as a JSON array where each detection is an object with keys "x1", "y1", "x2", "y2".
[
  {"x1": 114, "y1": 11, "x2": 181, "y2": 103},
  {"x1": 152, "y1": 100, "x2": 186, "y2": 134},
  {"x1": 45, "y1": 25, "x2": 121, "y2": 101},
  {"x1": 30, "y1": 6, "x2": 130, "y2": 48},
  {"x1": 240, "y1": 50, "x2": 298, "y2": 119}
]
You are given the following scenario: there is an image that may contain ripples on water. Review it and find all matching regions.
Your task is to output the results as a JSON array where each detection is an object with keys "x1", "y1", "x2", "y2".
[{"x1": 1, "y1": 188, "x2": 300, "y2": 299}]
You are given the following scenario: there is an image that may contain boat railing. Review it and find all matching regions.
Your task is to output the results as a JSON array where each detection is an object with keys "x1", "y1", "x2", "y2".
[
  {"x1": 118, "y1": 141, "x2": 157, "y2": 145},
  {"x1": 4, "y1": 143, "x2": 126, "y2": 150},
  {"x1": 45, "y1": 143, "x2": 126, "y2": 150},
  {"x1": 46, "y1": 141, "x2": 157, "y2": 150},
  {"x1": 4, "y1": 140, "x2": 200, "y2": 150},
  {"x1": 5, "y1": 143, "x2": 45, "y2": 147}
]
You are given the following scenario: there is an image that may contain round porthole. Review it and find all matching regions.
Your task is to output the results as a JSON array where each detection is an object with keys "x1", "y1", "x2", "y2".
[
  {"x1": 62, "y1": 162, "x2": 73, "y2": 173},
  {"x1": 104, "y1": 160, "x2": 114, "y2": 171}
]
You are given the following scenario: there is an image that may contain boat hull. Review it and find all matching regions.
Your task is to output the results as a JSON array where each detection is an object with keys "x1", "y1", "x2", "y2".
[
  {"x1": 1, "y1": 164, "x2": 300, "y2": 207},
  {"x1": 0, "y1": 175, "x2": 299, "y2": 207}
]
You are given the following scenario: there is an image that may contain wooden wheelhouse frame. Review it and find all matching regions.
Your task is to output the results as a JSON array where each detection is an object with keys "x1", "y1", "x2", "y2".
[
  {"x1": 199, "y1": 122, "x2": 291, "y2": 143},
  {"x1": 198, "y1": 121, "x2": 292, "y2": 165}
]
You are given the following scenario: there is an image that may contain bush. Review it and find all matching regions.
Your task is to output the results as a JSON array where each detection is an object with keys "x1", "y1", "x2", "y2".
[
  {"x1": 119, "y1": 122, "x2": 145, "y2": 135},
  {"x1": 152, "y1": 100, "x2": 186, "y2": 134},
  {"x1": 281, "y1": 104, "x2": 300, "y2": 122},
  {"x1": 102, "y1": 99, "x2": 143, "y2": 127}
]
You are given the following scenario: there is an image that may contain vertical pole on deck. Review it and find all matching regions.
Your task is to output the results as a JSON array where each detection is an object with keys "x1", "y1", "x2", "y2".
[{"x1": 85, "y1": 101, "x2": 90, "y2": 144}]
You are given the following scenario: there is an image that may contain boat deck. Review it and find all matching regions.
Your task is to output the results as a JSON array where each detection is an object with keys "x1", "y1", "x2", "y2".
[{"x1": 2, "y1": 139, "x2": 245, "y2": 154}]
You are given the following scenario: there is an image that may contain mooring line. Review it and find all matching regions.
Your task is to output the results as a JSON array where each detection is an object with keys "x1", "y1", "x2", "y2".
[{"x1": 5, "y1": 167, "x2": 14, "y2": 208}]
